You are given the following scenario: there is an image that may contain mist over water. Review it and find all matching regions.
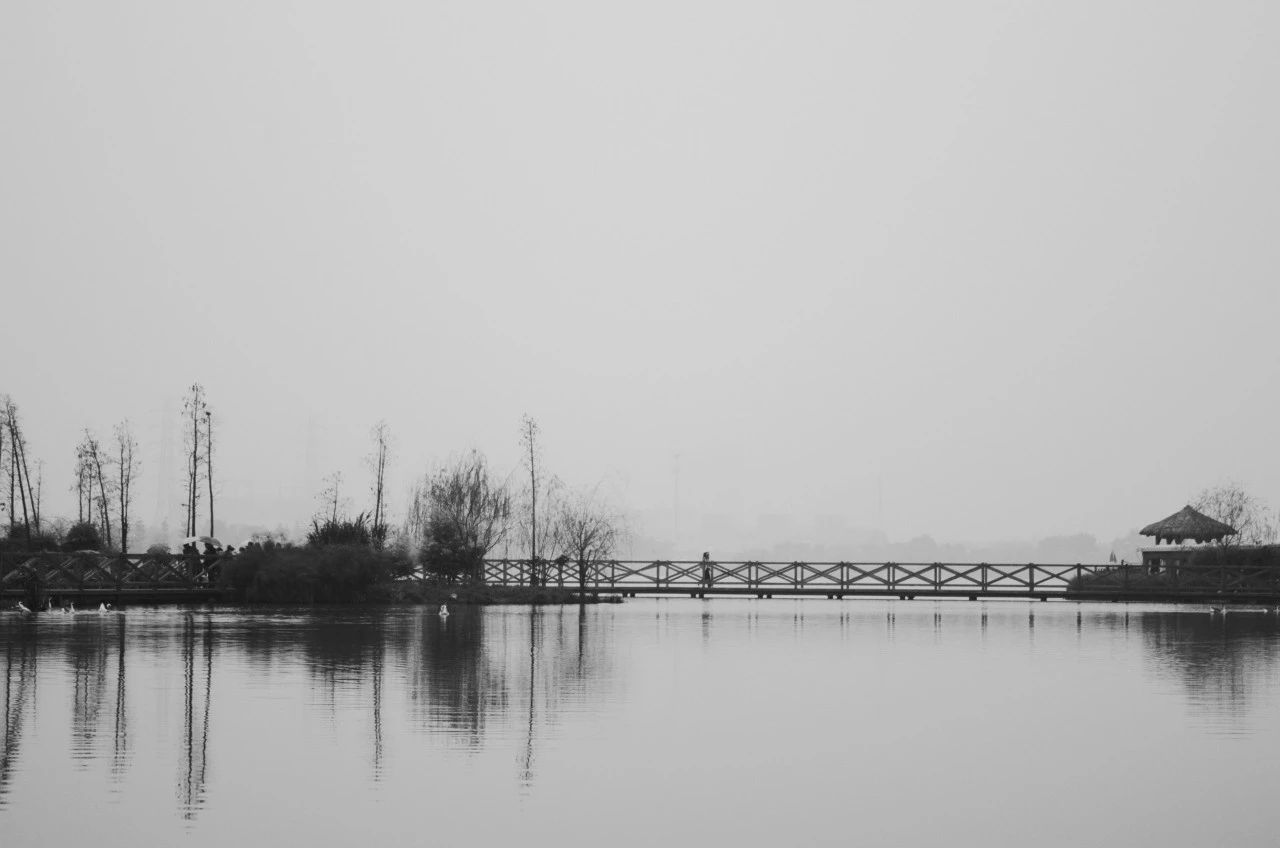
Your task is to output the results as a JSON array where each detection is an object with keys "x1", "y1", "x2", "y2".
[{"x1": 3, "y1": 600, "x2": 1279, "y2": 847}]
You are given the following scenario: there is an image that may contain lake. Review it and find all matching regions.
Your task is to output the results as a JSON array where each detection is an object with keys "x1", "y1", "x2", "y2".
[{"x1": 3, "y1": 599, "x2": 1280, "y2": 847}]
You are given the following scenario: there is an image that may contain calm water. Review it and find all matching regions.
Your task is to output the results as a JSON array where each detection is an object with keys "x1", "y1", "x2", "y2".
[{"x1": 3, "y1": 599, "x2": 1280, "y2": 847}]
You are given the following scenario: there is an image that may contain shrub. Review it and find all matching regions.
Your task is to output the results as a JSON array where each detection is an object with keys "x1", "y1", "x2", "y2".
[
  {"x1": 64, "y1": 521, "x2": 104, "y2": 551},
  {"x1": 419, "y1": 515, "x2": 486, "y2": 584},
  {"x1": 3, "y1": 525, "x2": 61, "y2": 553},
  {"x1": 307, "y1": 513, "x2": 372, "y2": 547},
  {"x1": 219, "y1": 542, "x2": 413, "y2": 604}
]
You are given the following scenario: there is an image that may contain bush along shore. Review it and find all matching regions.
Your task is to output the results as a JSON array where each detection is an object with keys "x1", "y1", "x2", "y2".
[
  {"x1": 217, "y1": 540, "x2": 620, "y2": 606},
  {"x1": 1067, "y1": 544, "x2": 1280, "y2": 598}
]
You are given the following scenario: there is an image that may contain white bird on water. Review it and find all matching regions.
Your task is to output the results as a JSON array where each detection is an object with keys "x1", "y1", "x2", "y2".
[
  {"x1": 16, "y1": 601, "x2": 31, "y2": 614},
  {"x1": 439, "y1": 604, "x2": 450, "y2": 618}
]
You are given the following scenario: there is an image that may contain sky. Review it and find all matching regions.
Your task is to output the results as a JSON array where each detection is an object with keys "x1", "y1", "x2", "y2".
[{"x1": 2, "y1": 1, "x2": 1278, "y2": 554}]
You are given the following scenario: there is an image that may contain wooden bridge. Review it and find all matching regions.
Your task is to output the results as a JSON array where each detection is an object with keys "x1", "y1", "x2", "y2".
[
  {"x1": 1, "y1": 552, "x2": 223, "y2": 604},
  {"x1": 4, "y1": 552, "x2": 1278, "y2": 605},
  {"x1": 483, "y1": 558, "x2": 1280, "y2": 604}
]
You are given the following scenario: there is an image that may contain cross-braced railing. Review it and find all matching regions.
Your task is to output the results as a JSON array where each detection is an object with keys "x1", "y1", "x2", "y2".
[
  {"x1": 0, "y1": 552, "x2": 223, "y2": 597},
  {"x1": 482, "y1": 559, "x2": 1280, "y2": 600}
]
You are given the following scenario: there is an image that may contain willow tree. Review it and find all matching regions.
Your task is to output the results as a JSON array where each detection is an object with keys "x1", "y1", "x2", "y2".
[{"x1": 418, "y1": 451, "x2": 511, "y2": 584}]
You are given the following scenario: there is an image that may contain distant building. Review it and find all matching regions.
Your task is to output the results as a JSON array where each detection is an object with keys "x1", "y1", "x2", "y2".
[{"x1": 1138, "y1": 505, "x2": 1237, "y2": 571}]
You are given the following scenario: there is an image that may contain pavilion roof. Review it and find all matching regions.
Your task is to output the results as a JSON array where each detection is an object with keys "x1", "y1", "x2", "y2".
[{"x1": 1139, "y1": 505, "x2": 1237, "y2": 544}]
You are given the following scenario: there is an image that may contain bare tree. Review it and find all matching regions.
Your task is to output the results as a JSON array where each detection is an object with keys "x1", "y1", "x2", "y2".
[
  {"x1": 555, "y1": 488, "x2": 624, "y2": 593},
  {"x1": 73, "y1": 436, "x2": 93, "y2": 523},
  {"x1": 315, "y1": 471, "x2": 347, "y2": 525},
  {"x1": 2, "y1": 396, "x2": 39, "y2": 543},
  {"x1": 367, "y1": 421, "x2": 392, "y2": 548},
  {"x1": 115, "y1": 420, "x2": 140, "y2": 554},
  {"x1": 1194, "y1": 483, "x2": 1277, "y2": 547},
  {"x1": 519, "y1": 415, "x2": 560, "y2": 585},
  {"x1": 31, "y1": 459, "x2": 43, "y2": 535},
  {"x1": 419, "y1": 451, "x2": 511, "y2": 583},
  {"x1": 0, "y1": 412, "x2": 6, "y2": 531},
  {"x1": 181, "y1": 384, "x2": 207, "y2": 537},
  {"x1": 82, "y1": 429, "x2": 115, "y2": 549},
  {"x1": 522, "y1": 416, "x2": 540, "y2": 560},
  {"x1": 205, "y1": 408, "x2": 215, "y2": 537}
]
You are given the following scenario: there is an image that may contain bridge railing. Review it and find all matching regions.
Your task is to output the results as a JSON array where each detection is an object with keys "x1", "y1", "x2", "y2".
[
  {"x1": 481, "y1": 559, "x2": 1280, "y2": 598},
  {"x1": 481, "y1": 559, "x2": 1119, "y2": 594},
  {"x1": 0, "y1": 552, "x2": 222, "y2": 593}
]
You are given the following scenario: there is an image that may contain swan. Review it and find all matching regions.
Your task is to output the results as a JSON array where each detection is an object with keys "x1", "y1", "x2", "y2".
[
  {"x1": 1210, "y1": 606, "x2": 1225, "y2": 615},
  {"x1": 438, "y1": 604, "x2": 450, "y2": 618},
  {"x1": 98, "y1": 602, "x2": 114, "y2": 613},
  {"x1": 16, "y1": 601, "x2": 31, "y2": 614}
]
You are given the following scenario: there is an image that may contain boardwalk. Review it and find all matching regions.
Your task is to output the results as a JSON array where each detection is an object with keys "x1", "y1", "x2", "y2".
[
  {"x1": 484, "y1": 558, "x2": 1280, "y2": 604},
  {"x1": 1, "y1": 552, "x2": 222, "y2": 604}
]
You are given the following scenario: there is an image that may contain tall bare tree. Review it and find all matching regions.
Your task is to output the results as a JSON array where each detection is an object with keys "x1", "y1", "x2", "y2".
[
  {"x1": 73, "y1": 437, "x2": 93, "y2": 523},
  {"x1": 367, "y1": 420, "x2": 391, "y2": 548},
  {"x1": 519, "y1": 415, "x2": 563, "y2": 585},
  {"x1": 115, "y1": 420, "x2": 140, "y2": 554},
  {"x1": 205, "y1": 409, "x2": 214, "y2": 537},
  {"x1": 2, "y1": 396, "x2": 39, "y2": 543},
  {"x1": 82, "y1": 429, "x2": 114, "y2": 549},
  {"x1": 181, "y1": 384, "x2": 207, "y2": 537}
]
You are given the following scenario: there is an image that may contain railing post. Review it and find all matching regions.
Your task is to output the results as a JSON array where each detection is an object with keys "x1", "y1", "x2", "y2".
[
  {"x1": 1027, "y1": 563, "x2": 1036, "y2": 592},
  {"x1": 981, "y1": 563, "x2": 988, "y2": 592}
]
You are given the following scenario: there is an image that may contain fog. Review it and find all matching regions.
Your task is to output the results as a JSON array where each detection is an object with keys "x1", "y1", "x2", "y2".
[{"x1": 2, "y1": 2, "x2": 1277, "y2": 559}]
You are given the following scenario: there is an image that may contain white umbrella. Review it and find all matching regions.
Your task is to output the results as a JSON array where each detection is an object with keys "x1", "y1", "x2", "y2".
[{"x1": 181, "y1": 536, "x2": 223, "y2": 549}]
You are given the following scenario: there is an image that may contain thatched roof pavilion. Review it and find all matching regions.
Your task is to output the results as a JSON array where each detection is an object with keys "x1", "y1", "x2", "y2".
[{"x1": 1139, "y1": 505, "x2": 1237, "y2": 545}]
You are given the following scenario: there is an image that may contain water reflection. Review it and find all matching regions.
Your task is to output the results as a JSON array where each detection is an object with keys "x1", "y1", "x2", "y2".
[
  {"x1": 0, "y1": 601, "x2": 1277, "y2": 836},
  {"x1": 1138, "y1": 610, "x2": 1280, "y2": 731},
  {"x1": 1, "y1": 622, "x2": 38, "y2": 805},
  {"x1": 179, "y1": 615, "x2": 213, "y2": 820}
]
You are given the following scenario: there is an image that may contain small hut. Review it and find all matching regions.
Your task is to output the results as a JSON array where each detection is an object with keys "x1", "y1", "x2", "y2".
[{"x1": 1139, "y1": 505, "x2": 1236, "y2": 571}]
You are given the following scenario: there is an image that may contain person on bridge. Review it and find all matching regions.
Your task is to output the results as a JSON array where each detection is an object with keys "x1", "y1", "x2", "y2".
[{"x1": 701, "y1": 552, "x2": 714, "y2": 588}]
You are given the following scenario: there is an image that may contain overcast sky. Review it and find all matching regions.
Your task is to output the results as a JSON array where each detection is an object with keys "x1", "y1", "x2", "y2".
[{"x1": 2, "y1": 1, "x2": 1277, "y2": 550}]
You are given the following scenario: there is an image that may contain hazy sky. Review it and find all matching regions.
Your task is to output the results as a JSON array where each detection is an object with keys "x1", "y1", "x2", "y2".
[{"x1": 2, "y1": 1, "x2": 1278, "y2": 549}]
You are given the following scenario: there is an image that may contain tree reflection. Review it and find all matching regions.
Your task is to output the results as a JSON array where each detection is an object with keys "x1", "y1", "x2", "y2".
[
  {"x1": 0, "y1": 603, "x2": 625, "y2": 809},
  {"x1": 111, "y1": 615, "x2": 129, "y2": 784},
  {"x1": 69, "y1": 617, "x2": 110, "y2": 765},
  {"x1": 178, "y1": 614, "x2": 213, "y2": 821},
  {"x1": 1139, "y1": 611, "x2": 1280, "y2": 723},
  {"x1": 1, "y1": 620, "x2": 39, "y2": 808}
]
